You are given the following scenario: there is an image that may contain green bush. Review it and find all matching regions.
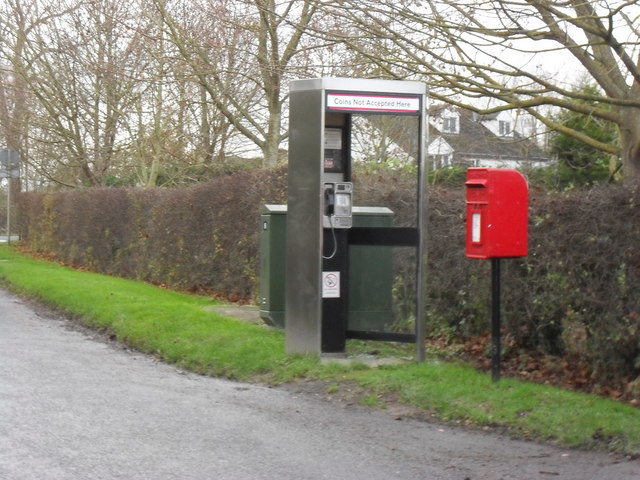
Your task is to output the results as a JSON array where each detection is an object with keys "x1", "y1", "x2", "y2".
[{"x1": 18, "y1": 166, "x2": 288, "y2": 299}]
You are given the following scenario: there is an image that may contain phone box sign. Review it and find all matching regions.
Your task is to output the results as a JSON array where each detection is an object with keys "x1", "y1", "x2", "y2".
[{"x1": 465, "y1": 168, "x2": 528, "y2": 259}]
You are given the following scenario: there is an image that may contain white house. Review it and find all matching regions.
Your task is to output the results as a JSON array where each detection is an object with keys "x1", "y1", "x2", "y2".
[{"x1": 428, "y1": 105, "x2": 551, "y2": 169}]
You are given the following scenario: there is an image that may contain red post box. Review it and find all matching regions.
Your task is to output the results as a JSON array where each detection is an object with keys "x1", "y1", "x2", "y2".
[{"x1": 465, "y1": 168, "x2": 528, "y2": 259}]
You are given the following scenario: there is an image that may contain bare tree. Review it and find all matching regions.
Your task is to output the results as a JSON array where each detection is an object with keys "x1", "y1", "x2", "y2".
[
  {"x1": 0, "y1": 0, "x2": 156, "y2": 186},
  {"x1": 321, "y1": 0, "x2": 640, "y2": 182},
  {"x1": 155, "y1": 0, "x2": 322, "y2": 167},
  {"x1": 0, "y1": 3, "x2": 27, "y2": 158},
  {"x1": 0, "y1": 0, "x2": 57, "y2": 190},
  {"x1": 2, "y1": 0, "x2": 322, "y2": 187}
]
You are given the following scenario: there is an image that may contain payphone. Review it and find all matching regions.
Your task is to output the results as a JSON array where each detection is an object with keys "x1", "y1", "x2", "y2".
[
  {"x1": 285, "y1": 77, "x2": 428, "y2": 359},
  {"x1": 323, "y1": 182, "x2": 353, "y2": 229}
]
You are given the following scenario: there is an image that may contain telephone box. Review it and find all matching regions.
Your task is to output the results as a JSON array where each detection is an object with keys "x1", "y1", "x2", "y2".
[
  {"x1": 285, "y1": 77, "x2": 428, "y2": 359},
  {"x1": 465, "y1": 168, "x2": 528, "y2": 259}
]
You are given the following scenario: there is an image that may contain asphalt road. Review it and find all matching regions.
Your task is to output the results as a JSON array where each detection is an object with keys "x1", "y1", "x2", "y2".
[
  {"x1": 1, "y1": 289, "x2": 638, "y2": 480},
  {"x1": 0, "y1": 236, "x2": 19, "y2": 243}
]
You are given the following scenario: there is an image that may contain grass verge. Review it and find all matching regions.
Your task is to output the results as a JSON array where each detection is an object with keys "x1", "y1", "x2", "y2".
[{"x1": 1, "y1": 244, "x2": 638, "y2": 455}]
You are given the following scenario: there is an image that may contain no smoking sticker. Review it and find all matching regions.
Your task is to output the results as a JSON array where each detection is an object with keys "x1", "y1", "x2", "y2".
[{"x1": 322, "y1": 271, "x2": 340, "y2": 298}]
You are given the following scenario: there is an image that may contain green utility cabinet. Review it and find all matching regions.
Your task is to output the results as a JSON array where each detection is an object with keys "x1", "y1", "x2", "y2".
[
  {"x1": 346, "y1": 207, "x2": 394, "y2": 331},
  {"x1": 260, "y1": 205, "x2": 393, "y2": 330},
  {"x1": 260, "y1": 205, "x2": 288, "y2": 328}
]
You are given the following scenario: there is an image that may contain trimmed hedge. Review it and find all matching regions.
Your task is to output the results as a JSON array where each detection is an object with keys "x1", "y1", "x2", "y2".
[
  {"x1": 18, "y1": 167, "x2": 287, "y2": 301},
  {"x1": 16, "y1": 168, "x2": 640, "y2": 396}
]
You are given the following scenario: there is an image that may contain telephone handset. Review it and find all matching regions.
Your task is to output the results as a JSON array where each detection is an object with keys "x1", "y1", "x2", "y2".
[
  {"x1": 323, "y1": 182, "x2": 353, "y2": 229},
  {"x1": 324, "y1": 186, "x2": 335, "y2": 216}
]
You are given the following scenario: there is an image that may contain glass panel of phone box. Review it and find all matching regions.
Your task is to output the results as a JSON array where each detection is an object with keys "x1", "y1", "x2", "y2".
[{"x1": 348, "y1": 114, "x2": 420, "y2": 338}]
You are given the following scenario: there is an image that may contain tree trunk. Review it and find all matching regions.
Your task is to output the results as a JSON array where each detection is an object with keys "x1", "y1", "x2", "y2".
[
  {"x1": 262, "y1": 109, "x2": 282, "y2": 168},
  {"x1": 619, "y1": 107, "x2": 640, "y2": 184}
]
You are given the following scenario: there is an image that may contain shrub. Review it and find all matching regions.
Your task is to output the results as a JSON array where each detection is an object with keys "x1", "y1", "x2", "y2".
[{"x1": 17, "y1": 166, "x2": 288, "y2": 300}]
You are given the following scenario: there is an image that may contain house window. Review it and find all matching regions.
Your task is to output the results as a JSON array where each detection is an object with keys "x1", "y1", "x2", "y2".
[
  {"x1": 499, "y1": 120, "x2": 511, "y2": 136},
  {"x1": 443, "y1": 117, "x2": 458, "y2": 133},
  {"x1": 432, "y1": 154, "x2": 452, "y2": 169}
]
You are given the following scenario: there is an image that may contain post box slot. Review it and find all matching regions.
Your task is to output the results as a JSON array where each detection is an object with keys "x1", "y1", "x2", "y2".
[
  {"x1": 465, "y1": 179, "x2": 489, "y2": 203},
  {"x1": 465, "y1": 179, "x2": 488, "y2": 187}
]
